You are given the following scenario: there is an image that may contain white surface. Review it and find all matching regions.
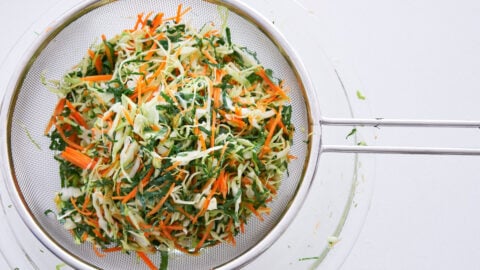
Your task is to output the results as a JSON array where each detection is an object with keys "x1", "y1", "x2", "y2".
[{"x1": 1, "y1": 0, "x2": 480, "y2": 269}]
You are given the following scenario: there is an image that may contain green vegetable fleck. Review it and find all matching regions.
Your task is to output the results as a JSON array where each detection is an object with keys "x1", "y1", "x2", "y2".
[{"x1": 356, "y1": 90, "x2": 366, "y2": 100}]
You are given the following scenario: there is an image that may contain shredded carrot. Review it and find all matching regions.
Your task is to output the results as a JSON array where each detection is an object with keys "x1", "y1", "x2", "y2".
[
  {"x1": 93, "y1": 54, "x2": 103, "y2": 75},
  {"x1": 102, "y1": 246, "x2": 123, "y2": 253},
  {"x1": 44, "y1": 98, "x2": 66, "y2": 135},
  {"x1": 151, "y1": 12, "x2": 164, "y2": 31},
  {"x1": 81, "y1": 74, "x2": 113, "y2": 82},
  {"x1": 137, "y1": 252, "x2": 156, "y2": 270},
  {"x1": 55, "y1": 121, "x2": 84, "y2": 150},
  {"x1": 82, "y1": 193, "x2": 91, "y2": 213},
  {"x1": 81, "y1": 232, "x2": 88, "y2": 242},
  {"x1": 147, "y1": 58, "x2": 167, "y2": 85},
  {"x1": 101, "y1": 110, "x2": 114, "y2": 121},
  {"x1": 175, "y1": 206, "x2": 195, "y2": 222},
  {"x1": 87, "y1": 49, "x2": 96, "y2": 59},
  {"x1": 194, "y1": 179, "x2": 220, "y2": 223},
  {"x1": 102, "y1": 34, "x2": 114, "y2": 68},
  {"x1": 65, "y1": 100, "x2": 88, "y2": 128},
  {"x1": 202, "y1": 49, "x2": 218, "y2": 64},
  {"x1": 146, "y1": 183, "x2": 175, "y2": 217},
  {"x1": 210, "y1": 110, "x2": 216, "y2": 147},
  {"x1": 142, "y1": 11, "x2": 154, "y2": 29},
  {"x1": 259, "y1": 106, "x2": 282, "y2": 158},
  {"x1": 145, "y1": 42, "x2": 157, "y2": 61},
  {"x1": 256, "y1": 68, "x2": 289, "y2": 100},
  {"x1": 217, "y1": 170, "x2": 228, "y2": 199},
  {"x1": 164, "y1": 5, "x2": 192, "y2": 22},
  {"x1": 175, "y1": 4, "x2": 183, "y2": 23},
  {"x1": 70, "y1": 197, "x2": 93, "y2": 216},
  {"x1": 93, "y1": 244, "x2": 106, "y2": 257},
  {"x1": 122, "y1": 108, "x2": 134, "y2": 126},
  {"x1": 244, "y1": 202, "x2": 264, "y2": 222},
  {"x1": 61, "y1": 146, "x2": 96, "y2": 170},
  {"x1": 164, "y1": 161, "x2": 181, "y2": 172},
  {"x1": 132, "y1": 12, "x2": 144, "y2": 31},
  {"x1": 121, "y1": 167, "x2": 154, "y2": 204},
  {"x1": 225, "y1": 218, "x2": 236, "y2": 246},
  {"x1": 194, "y1": 221, "x2": 215, "y2": 253}
]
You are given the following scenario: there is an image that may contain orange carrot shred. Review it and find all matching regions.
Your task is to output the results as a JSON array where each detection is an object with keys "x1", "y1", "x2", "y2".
[
  {"x1": 81, "y1": 74, "x2": 113, "y2": 82},
  {"x1": 121, "y1": 167, "x2": 154, "y2": 204},
  {"x1": 146, "y1": 183, "x2": 175, "y2": 217},
  {"x1": 175, "y1": 4, "x2": 183, "y2": 23},
  {"x1": 137, "y1": 252, "x2": 156, "y2": 270},
  {"x1": 61, "y1": 146, "x2": 96, "y2": 170},
  {"x1": 55, "y1": 121, "x2": 84, "y2": 150},
  {"x1": 194, "y1": 221, "x2": 215, "y2": 253},
  {"x1": 93, "y1": 245, "x2": 106, "y2": 257},
  {"x1": 102, "y1": 246, "x2": 123, "y2": 253}
]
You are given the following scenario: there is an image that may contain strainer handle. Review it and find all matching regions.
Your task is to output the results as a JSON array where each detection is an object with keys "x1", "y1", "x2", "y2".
[{"x1": 320, "y1": 117, "x2": 480, "y2": 155}]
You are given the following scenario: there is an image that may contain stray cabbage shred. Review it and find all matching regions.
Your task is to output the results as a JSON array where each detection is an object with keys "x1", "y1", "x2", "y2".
[{"x1": 43, "y1": 5, "x2": 294, "y2": 263}]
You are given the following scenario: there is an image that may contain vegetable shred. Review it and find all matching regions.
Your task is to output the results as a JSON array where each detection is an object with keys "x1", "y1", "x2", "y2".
[{"x1": 43, "y1": 4, "x2": 294, "y2": 267}]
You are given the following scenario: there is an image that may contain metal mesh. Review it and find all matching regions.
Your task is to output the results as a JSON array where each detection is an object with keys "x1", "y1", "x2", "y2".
[{"x1": 5, "y1": 0, "x2": 315, "y2": 269}]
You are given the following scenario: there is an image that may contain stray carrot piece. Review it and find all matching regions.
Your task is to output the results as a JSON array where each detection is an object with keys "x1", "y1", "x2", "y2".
[
  {"x1": 132, "y1": 13, "x2": 144, "y2": 31},
  {"x1": 151, "y1": 12, "x2": 164, "y2": 30},
  {"x1": 287, "y1": 154, "x2": 297, "y2": 160},
  {"x1": 175, "y1": 4, "x2": 183, "y2": 23},
  {"x1": 81, "y1": 232, "x2": 88, "y2": 242},
  {"x1": 81, "y1": 74, "x2": 113, "y2": 82},
  {"x1": 102, "y1": 246, "x2": 123, "y2": 253},
  {"x1": 45, "y1": 98, "x2": 67, "y2": 134},
  {"x1": 93, "y1": 245, "x2": 106, "y2": 257},
  {"x1": 137, "y1": 252, "x2": 157, "y2": 270},
  {"x1": 244, "y1": 202, "x2": 264, "y2": 222},
  {"x1": 87, "y1": 49, "x2": 96, "y2": 59},
  {"x1": 240, "y1": 220, "x2": 245, "y2": 234},
  {"x1": 142, "y1": 11, "x2": 154, "y2": 29}
]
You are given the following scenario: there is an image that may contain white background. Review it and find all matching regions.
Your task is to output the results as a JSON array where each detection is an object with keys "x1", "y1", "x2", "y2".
[{"x1": 1, "y1": 0, "x2": 480, "y2": 269}]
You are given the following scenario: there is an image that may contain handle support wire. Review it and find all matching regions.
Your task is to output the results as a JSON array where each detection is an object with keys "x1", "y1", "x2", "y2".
[{"x1": 320, "y1": 117, "x2": 480, "y2": 155}]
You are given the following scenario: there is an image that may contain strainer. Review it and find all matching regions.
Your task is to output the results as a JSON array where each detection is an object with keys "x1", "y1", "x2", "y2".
[{"x1": 1, "y1": 0, "x2": 480, "y2": 270}]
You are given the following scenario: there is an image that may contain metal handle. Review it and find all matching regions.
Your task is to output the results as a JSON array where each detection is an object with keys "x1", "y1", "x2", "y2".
[{"x1": 320, "y1": 117, "x2": 480, "y2": 155}]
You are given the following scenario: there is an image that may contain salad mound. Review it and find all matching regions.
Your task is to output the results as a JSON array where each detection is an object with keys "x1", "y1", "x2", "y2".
[{"x1": 43, "y1": 5, "x2": 294, "y2": 266}]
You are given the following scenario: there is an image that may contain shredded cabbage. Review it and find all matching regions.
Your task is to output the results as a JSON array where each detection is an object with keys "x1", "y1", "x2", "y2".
[{"x1": 44, "y1": 8, "x2": 294, "y2": 257}]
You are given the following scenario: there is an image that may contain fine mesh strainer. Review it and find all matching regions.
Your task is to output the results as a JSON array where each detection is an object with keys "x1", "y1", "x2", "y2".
[{"x1": 1, "y1": 1, "x2": 480, "y2": 270}]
